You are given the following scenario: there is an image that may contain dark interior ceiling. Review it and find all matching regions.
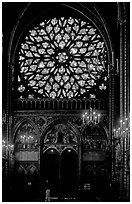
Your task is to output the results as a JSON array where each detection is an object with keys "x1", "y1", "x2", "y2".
[{"x1": 2, "y1": 2, "x2": 118, "y2": 41}]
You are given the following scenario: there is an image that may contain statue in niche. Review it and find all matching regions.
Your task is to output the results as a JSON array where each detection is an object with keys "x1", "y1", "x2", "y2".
[
  {"x1": 45, "y1": 132, "x2": 57, "y2": 143},
  {"x1": 57, "y1": 129, "x2": 64, "y2": 143},
  {"x1": 63, "y1": 135, "x2": 69, "y2": 143},
  {"x1": 101, "y1": 140, "x2": 106, "y2": 150},
  {"x1": 49, "y1": 133, "x2": 57, "y2": 143},
  {"x1": 69, "y1": 133, "x2": 74, "y2": 143}
]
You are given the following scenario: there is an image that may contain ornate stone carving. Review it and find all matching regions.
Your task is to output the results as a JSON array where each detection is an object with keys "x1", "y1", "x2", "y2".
[
  {"x1": 43, "y1": 144, "x2": 78, "y2": 155},
  {"x1": 83, "y1": 138, "x2": 107, "y2": 151},
  {"x1": 44, "y1": 123, "x2": 77, "y2": 144},
  {"x1": 35, "y1": 116, "x2": 47, "y2": 127},
  {"x1": 15, "y1": 162, "x2": 39, "y2": 174}
]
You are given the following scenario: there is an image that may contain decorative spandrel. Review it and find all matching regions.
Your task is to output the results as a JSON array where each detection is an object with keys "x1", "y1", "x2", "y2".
[
  {"x1": 15, "y1": 123, "x2": 38, "y2": 150},
  {"x1": 44, "y1": 124, "x2": 77, "y2": 144},
  {"x1": 18, "y1": 17, "x2": 108, "y2": 99}
]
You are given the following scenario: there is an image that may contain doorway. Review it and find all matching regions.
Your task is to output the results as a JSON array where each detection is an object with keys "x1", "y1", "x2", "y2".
[
  {"x1": 42, "y1": 147, "x2": 78, "y2": 200},
  {"x1": 61, "y1": 148, "x2": 78, "y2": 199},
  {"x1": 42, "y1": 148, "x2": 59, "y2": 198}
]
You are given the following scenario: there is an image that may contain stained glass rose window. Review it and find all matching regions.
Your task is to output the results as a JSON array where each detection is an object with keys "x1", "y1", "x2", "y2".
[{"x1": 18, "y1": 17, "x2": 108, "y2": 99}]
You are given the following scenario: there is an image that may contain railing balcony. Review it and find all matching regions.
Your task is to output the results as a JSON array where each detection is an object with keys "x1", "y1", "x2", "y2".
[{"x1": 14, "y1": 98, "x2": 109, "y2": 111}]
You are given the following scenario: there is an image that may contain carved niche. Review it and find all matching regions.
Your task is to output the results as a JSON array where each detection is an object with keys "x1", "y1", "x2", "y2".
[{"x1": 44, "y1": 124, "x2": 77, "y2": 144}]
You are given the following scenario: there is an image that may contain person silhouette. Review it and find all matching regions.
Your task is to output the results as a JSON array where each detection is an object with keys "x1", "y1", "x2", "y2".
[{"x1": 45, "y1": 180, "x2": 50, "y2": 202}]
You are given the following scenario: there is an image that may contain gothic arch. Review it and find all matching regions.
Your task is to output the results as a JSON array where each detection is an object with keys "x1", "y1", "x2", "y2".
[
  {"x1": 13, "y1": 118, "x2": 40, "y2": 143},
  {"x1": 81, "y1": 123, "x2": 109, "y2": 154},
  {"x1": 61, "y1": 146, "x2": 78, "y2": 154},
  {"x1": 7, "y1": 2, "x2": 115, "y2": 102},
  {"x1": 40, "y1": 118, "x2": 79, "y2": 148},
  {"x1": 81, "y1": 121, "x2": 109, "y2": 140},
  {"x1": 43, "y1": 146, "x2": 59, "y2": 154},
  {"x1": 8, "y1": 2, "x2": 114, "y2": 65}
]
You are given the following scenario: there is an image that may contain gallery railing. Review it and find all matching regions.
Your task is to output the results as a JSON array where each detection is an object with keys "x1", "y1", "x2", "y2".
[{"x1": 14, "y1": 98, "x2": 109, "y2": 111}]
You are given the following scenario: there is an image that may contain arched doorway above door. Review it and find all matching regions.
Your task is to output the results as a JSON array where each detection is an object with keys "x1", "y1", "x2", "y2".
[
  {"x1": 42, "y1": 147, "x2": 78, "y2": 200},
  {"x1": 43, "y1": 123, "x2": 77, "y2": 144},
  {"x1": 42, "y1": 148, "x2": 60, "y2": 198},
  {"x1": 41, "y1": 122, "x2": 78, "y2": 200}
]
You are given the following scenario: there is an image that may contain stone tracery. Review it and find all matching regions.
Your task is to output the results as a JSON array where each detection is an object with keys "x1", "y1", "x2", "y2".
[{"x1": 18, "y1": 17, "x2": 108, "y2": 99}]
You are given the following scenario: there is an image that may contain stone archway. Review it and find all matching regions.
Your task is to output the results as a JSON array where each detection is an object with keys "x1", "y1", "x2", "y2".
[
  {"x1": 13, "y1": 121, "x2": 40, "y2": 201},
  {"x1": 42, "y1": 148, "x2": 60, "y2": 198},
  {"x1": 41, "y1": 122, "x2": 78, "y2": 200}
]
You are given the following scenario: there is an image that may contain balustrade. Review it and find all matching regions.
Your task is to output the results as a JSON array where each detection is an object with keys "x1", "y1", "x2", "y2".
[{"x1": 14, "y1": 98, "x2": 108, "y2": 111}]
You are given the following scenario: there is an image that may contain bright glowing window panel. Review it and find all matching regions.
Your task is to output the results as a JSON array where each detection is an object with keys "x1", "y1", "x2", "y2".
[
  {"x1": 15, "y1": 123, "x2": 38, "y2": 150},
  {"x1": 18, "y1": 17, "x2": 108, "y2": 99}
]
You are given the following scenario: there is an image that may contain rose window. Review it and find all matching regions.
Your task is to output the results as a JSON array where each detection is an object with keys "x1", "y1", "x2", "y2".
[
  {"x1": 56, "y1": 52, "x2": 69, "y2": 63},
  {"x1": 18, "y1": 17, "x2": 108, "y2": 99}
]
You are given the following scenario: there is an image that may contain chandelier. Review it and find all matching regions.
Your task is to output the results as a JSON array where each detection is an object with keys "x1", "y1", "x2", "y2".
[
  {"x1": 19, "y1": 135, "x2": 34, "y2": 149},
  {"x1": 113, "y1": 117, "x2": 130, "y2": 138},
  {"x1": 82, "y1": 108, "x2": 101, "y2": 125},
  {"x1": 2, "y1": 140, "x2": 14, "y2": 159}
]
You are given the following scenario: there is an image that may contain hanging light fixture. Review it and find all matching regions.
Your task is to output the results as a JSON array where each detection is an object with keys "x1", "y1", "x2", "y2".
[
  {"x1": 82, "y1": 108, "x2": 101, "y2": 125},
  {"x1": 113, "y1": 116, "x2": 130, "y2": 138},
  {"x1": 20, "y1": 134, "x2": 34, "y2": 148},
  {"x1": 2, "y1": 140, "x2": 14, "y2": 159}
]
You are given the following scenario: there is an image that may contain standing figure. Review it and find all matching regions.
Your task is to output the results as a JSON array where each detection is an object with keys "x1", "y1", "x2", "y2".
[{"x1": 45, "y1": 180, "x2": 50, "y2": 202}]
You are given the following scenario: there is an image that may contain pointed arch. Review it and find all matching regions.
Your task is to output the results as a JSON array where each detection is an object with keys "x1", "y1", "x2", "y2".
[
  {"x1": 8, "y1": 2, "x2": 115, "y2": 101},
  {"x1": 14, "y1": 119, "x2": 39, "y2": 150},
  {"x1": 40, "y1": 119, "x2": 78, "y2": 147},
  {"x1": 9, "y1": 2, "x2": 114, "y2": 65},
  {"x1": 13, "y1": 118, "x2": 39, "y2": 142},
  {"x1": 82, "y1": 122, "x2": 108, "y2": 139}
]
